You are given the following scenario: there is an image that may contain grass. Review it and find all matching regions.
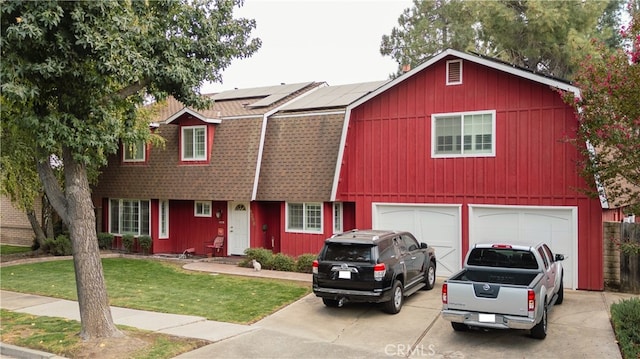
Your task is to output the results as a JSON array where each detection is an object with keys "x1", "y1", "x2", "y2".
[
  {"x1": 0, "y1": 244, "x2": 33, "y2": 255},
  {"x1": 0, "y1": 257, "x2": 311, "y2": 323},
  {"x1": 610, "y1": 297, "x2": 640, "y2": 359}
]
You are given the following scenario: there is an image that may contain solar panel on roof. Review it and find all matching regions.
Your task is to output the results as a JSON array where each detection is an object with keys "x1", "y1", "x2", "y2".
[
  {"x1": 280, "y1": 81, "x2": 387, "y2": 111},
  {"x1": 210, "y1": 82, "x2": 313, "y2": 102}
]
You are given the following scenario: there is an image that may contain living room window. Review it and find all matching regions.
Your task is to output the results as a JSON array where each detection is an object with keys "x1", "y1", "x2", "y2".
[
  {"x1": 432, "y1": 110, "x2": 495, "y2": 157},
  {"x1": 287, "y1": 202, "x2": 322, "y2": 233},
  {"x1": 109, "y1": 199, "x2": 150, "y2": 235},
  {"x1": 181, "y1": 125, "x2": 207, "y2": 161},
  {"x1": 123, "y1": 140, "x2": 146, "y2": 162}
]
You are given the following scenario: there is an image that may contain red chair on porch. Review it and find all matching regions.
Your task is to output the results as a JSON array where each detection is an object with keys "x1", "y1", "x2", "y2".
[{"x1": 206, "y1": 236, "x2": 224, "y2": 257}]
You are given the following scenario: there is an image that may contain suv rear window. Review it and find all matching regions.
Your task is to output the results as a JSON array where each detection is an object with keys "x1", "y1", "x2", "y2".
[{"x1": 324, "y1": 244, "x2": 373, "y2": 262}]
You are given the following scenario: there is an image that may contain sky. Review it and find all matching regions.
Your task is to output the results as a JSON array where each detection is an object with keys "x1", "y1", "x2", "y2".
[{"x1": 201, "y1": 0, "x2": 413, "y2": 93}]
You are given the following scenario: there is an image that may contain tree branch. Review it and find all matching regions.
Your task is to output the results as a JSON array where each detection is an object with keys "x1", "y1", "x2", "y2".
[
  {"x1": 115, "y1": 78, "x2": 151, "y2": 100},
  {"x1": 37, "y1": 158, "x2": 69, "y2": 225}
]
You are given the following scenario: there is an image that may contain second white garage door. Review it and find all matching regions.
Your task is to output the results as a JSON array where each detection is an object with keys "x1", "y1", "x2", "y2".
[
  {"x1": 372, "y1": 203, "x2": 461, "y2": 278},
  {"x1": 469, "y1": 205, "x2": 578, "y2": 289}
]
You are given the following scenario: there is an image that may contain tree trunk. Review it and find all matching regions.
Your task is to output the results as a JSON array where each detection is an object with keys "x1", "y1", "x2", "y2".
[
  {"x1": 39, "y1": 147, "x2": 123, "y2": 340},
  {"x1": 25, "y1": 209, "x2": 46, "y2": 248}
]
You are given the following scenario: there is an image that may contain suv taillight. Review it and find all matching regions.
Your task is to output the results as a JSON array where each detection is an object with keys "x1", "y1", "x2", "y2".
[
  {"x1": 312, "y1": 260, "x2": 318, "y2": 275},
  {"x1": 374, "y1": 263, "x2": 386, "y2": 281},
  {"x1": 528, "y1": 289, "x2": 535, "y2": 312},
  {"x1": 442, "y1": 283, "x2": 448, "y2": 304}
]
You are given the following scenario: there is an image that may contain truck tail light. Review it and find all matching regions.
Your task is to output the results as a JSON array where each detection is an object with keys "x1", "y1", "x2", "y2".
[
  {"x1": 528, "y1": 289, "x2": 535, "y2": 312},
  {"x1": 374, "y1": 263, "x2": 386, "y2": 281},
  {"x1": 442, "y1": 283, "x2": 448, "y2": 304},
  {"x1": 312, "y1": 260, "x2": 318, "y2": 275}
]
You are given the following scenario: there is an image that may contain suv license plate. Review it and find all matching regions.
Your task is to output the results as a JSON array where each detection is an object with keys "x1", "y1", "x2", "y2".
[
  {"x1": 478, "y1": 314, "x2": 495, "y2": 323},
  {"x1": 339, "y1": 270, "x2": 351, "y2": 279}
]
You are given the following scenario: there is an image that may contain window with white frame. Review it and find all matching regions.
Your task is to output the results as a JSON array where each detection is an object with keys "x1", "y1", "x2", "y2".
[
  {"x1": 123, "y1": 140, "x2": 146, "y2": 162},
  {"x1": 333, "y1": 202, "x2": 343, "y2": 233},
  {"x1": 159, "y1": 200, "x2": 169, "y2": 238},
  {"x1": 181, "y1": 125, "x2": 207, "y2": 161},
  {"x1": 109, "y1": 199, "x2": 150, "y2": 235},
  {"x1": 432, "y1": 110, "x2": 495, "y2": 157},
  {"x1": 287, "y1": 202, "x2": 322, "y2": 233},
  {"x1": 194, "y1": 201, "x2": 212, "y2": 217}
]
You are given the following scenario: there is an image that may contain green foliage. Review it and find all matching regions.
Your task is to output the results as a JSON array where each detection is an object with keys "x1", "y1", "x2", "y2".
[
  {"x1": 242, "y1": 248, "x2": 274, "y2": 268},
  {"x1": 295, "y1": 253, "x2": 318, "y2": 273},
  {"x1": 381, "y1": 0, "x2": 625, "y2": 80},
  {"x1": 0, "y1": 244, "x2": 33, "y2": 255},
  {"x1": 610, "y1": 297, "x2": 640, "y2": 359},
  {"x1": 268, "y1": 253, "x2": 295, "y2": 272},
  {"x1": 97, "y1": 232, "x2": 114, "y2": 250},
  {"x1": 42, "y1": 235, "x2": 72, "y2": 256},
  {"x1": 138, "y1": 235, "x2": 152, "y2": 251},
  {"x1": 121, "y1": 234, "x2": 135, "y2": 253}
]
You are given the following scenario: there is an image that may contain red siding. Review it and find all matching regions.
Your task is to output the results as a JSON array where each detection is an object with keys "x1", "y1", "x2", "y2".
[{"x1": 337, "y1": 58, "x2": 604, "y2": 290}]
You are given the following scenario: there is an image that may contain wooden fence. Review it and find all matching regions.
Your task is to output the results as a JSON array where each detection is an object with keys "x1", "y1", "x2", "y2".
[{"x1": 603, "y1": 222, "x2": 640, "y2": 293}]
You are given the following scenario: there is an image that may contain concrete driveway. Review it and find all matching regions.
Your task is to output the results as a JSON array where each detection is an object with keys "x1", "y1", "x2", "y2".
[{"x1": 177, "y1": 282, "x2": 627, "y2": 359}]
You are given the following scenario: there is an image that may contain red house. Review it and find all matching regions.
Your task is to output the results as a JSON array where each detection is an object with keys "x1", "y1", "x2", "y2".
[{"x1": 92, "y1": 49, "x2": 606, "y2": 290}]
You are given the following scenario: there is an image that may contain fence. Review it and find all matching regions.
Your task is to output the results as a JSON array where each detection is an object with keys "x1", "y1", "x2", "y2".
[{"x1": 603, "y1": 222, "x2": 640, "y2": 293}]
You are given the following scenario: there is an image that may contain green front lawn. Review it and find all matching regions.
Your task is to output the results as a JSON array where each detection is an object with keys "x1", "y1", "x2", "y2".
[{"x1": 0, "y1": 258, "x2": 311, "y2": 324}]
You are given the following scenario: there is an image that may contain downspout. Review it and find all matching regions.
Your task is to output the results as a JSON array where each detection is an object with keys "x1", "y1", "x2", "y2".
[{"x1": 251, "y1": 83, "x2": 327, "y2": 200}]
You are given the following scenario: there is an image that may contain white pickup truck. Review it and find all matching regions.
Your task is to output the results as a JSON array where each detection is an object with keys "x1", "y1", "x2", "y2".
[{"x1": 441, "y1": 242, "x2": 565, "y2": 339}]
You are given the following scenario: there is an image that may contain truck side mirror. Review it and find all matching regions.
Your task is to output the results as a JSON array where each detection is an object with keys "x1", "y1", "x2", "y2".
[
  {"x1": 555, "y1": 254, "x2": 565, "y2": 261},
  {"x1": 421, "y1": 243, "x2": 428, "y2": 249}
]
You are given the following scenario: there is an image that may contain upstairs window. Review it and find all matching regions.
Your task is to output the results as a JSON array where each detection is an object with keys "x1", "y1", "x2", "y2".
[
  {"x1": 123, "y1": 140, "x2": 146, "y2": 162},
  {"x1": 432, "y1": 110, "x2": 496, "y2": 158},
  {"x1": 287, "y1": 202, "x2": 322, "y2": 233},
  {"x1": 182, "y1": 125, "x2": 207, "y2": 161}
]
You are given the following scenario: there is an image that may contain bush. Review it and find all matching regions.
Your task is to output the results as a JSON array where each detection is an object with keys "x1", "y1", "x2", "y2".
[
  {"x1": 611, "y1": 297, "x2": 640, "y2": 359},
  {"x1": 97, "y1": 232, "x2": 114, "y2": 249},
  {"x1": 269, "y1": 253, "x2": 295, "y2": 272},
  {"x1": 138, "y1": 235, "x2": 152, "y2": 253},
  {"x1": 121, "y1": 234, "x2": 135, "y2": 253},
  {"x1": 295, "y1": 253, "x2": 317, "y2": 273},
  {"x1": 242, "y1": 248, "x2": 273, "y2": 269},
  {"x1": 42, "y1": 235, "x2": 73, "y2": 256}
]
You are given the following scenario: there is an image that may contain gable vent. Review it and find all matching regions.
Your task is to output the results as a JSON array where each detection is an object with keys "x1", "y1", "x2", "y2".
[{"x1": 447, "y1": 59, "x2": 462, "y2": 85}]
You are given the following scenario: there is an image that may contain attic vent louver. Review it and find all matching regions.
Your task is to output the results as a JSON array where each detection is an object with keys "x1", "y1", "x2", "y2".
[{"x1": 446, "y1": 59, "x2": 462, "y2": 85}]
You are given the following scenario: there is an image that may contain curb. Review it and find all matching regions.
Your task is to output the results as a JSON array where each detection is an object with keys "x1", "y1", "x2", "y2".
[{"x1": 0, "y1": 342, "x2": 67, "y2": 359}]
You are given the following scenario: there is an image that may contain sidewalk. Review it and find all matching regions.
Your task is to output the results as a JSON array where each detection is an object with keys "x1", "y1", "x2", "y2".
[{"x1": 0, "y1": 260, "x2": 311, "y2": 359}]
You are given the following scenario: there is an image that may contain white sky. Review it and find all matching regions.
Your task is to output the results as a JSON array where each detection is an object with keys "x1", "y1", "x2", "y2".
[{"x1": 201, "y1": 0, "x2": 413, "y2": 93}]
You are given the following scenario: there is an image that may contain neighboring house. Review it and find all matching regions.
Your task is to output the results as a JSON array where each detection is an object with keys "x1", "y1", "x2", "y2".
[
  {"x1": 0, "y1": 194, "x2": 40, "y2": 247},
  {"x1": 92, "y1": 49, "x2": 610, "y2": 290}
]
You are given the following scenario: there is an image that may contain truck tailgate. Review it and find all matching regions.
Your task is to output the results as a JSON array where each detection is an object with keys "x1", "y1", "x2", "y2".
[{"x1": 446, "y1": 281, "x2": 532, "y2": 316}]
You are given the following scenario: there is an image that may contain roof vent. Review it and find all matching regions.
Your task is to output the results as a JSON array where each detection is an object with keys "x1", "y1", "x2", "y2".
[{"x1": 446, "y1": 59, "x2": 462, "y2": 85}]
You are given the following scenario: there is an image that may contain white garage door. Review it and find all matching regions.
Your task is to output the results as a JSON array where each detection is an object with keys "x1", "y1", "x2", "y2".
[
  {"x1": 469, "y1": 205, "x2": 578, "y2": 289},
  {"x1": 372, "y1": 203, "x2": 461, "y2": 278}
]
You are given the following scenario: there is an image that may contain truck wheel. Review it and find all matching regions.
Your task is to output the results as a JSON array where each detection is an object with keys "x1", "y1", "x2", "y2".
[
  {"x1": 322, "y1": 298, "x2": 340, "y2": 307},
  {"x1": 451, "y1": 322, "x2": 469, "y2": 331},
  {"x1": 530, "y1": 304, "x2": 547, "y2": 339},
  {"x1": 556, "y1": 279, "x2": 564, "y2": 305},
  {"x1": 423, "y1": 261, "x2": 436, "y2": 290},
  {"x1": 383, "y1": 280, "x2": 404, "y2": 314}
]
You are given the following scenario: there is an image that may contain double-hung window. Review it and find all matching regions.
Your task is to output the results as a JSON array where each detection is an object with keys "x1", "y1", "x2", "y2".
[
  {"x1": 123, "y1": 140, "x2": 146, "y2": 162},
  {"x1": 182, "y1": 125, "x2": 207, "y2": 161},
  {"x1": 287, "y1": 202, "x2": 322, "y2": 233},
  {"x1": 194, "y1": 201, "x2": 212, "y2": 217},
  {"x1": 432, "y1": 110, "x2": 495, "y2": 157},
  {"x1": 109, "y1": 199, "x2": 150, "y2": 235}
]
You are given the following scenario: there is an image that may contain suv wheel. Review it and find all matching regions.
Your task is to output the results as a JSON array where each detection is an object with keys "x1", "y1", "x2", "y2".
[
  {"x1": 322, "y1": 298, "x2": 340, "y2": 307},
  {"x1": 383, "y1": 280, "x2": 404, "y2": 314},
  {"x1": 424, "y1": 261, "x2": 436, "y2": 290}
]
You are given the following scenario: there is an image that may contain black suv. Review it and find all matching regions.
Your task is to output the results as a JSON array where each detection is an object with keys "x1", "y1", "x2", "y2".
[{"x1": 312, "y1": 229, "x2": 436, "y2": 314}]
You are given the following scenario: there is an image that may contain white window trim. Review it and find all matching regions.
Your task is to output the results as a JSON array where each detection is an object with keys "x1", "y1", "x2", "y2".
[
  {"x1": 108, "y1": 198, "x2": 150, "y2": 236},
  {"x1": 446, "y1": 59, "x2": 463, "y2": 85},
  {"x1": 159, "y1": 199, "x2": 169, "y2": 238},
  {"x1": 285, "y1": 202, "x2": 323, "y2": 234},
  {"x1": 194, "y1": 200, "x2": 212, "y2": 217},
  {"x1": 431, "y1": 110, "x2": 496, "y2": 158},
  {"x1": 122, "y1": 141, "x2": 146, "y2": 162},
  {"x1": 181, "y1": 125, "x2": 207, "y2": 161},
  {"x1": 333, "y1": 202, "x2": 343, "y2": 234}
]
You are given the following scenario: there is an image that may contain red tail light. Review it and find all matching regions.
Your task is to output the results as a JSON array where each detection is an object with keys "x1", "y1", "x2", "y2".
[
  {"x1": 528, "y1": 289, "x2": 535, "y2": 312},
  {"x1": 442, "y1": 283, "x2": 448, "y2": 304},
  {"x1": 312, "y1": 260, "x2": 318, "y2": 275},
  {"x1": 374, "y1": 263, "x2": 386, "y2": 281}
]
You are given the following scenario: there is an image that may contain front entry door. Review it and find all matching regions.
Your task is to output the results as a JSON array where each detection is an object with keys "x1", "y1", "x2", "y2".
[{"x1": 228, "y1": 202, "x2": 249, "y2": 255}]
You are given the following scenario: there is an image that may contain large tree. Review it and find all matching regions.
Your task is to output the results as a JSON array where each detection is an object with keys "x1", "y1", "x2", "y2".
[
  {"x1": 564, "y1": 0, "x2": 640, "y2": 215},
  {"x1": 1, "y1": 0, "x2": 260, "y2": 340},
  {"x1": 381, "y1": 0, "x2": 625, "y2": 79}
]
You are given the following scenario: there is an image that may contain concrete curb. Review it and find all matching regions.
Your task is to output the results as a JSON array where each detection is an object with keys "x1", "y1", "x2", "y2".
[{"x1": 0, "y1": 342, "x2": 67, "y2": 359}]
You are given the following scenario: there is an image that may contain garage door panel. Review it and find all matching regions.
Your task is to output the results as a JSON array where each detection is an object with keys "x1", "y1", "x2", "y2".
[
  {"x1": 470, "y1": 206, "x2": 576, "y2": 289},
  {"x1": 374, "y1": 204, "x2": 461, "y2": 278}
]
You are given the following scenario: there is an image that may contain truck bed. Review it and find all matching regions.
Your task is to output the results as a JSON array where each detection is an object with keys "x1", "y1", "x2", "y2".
[{"x1": 451, "y1": 268, "x2": 539, "y2": 286}]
